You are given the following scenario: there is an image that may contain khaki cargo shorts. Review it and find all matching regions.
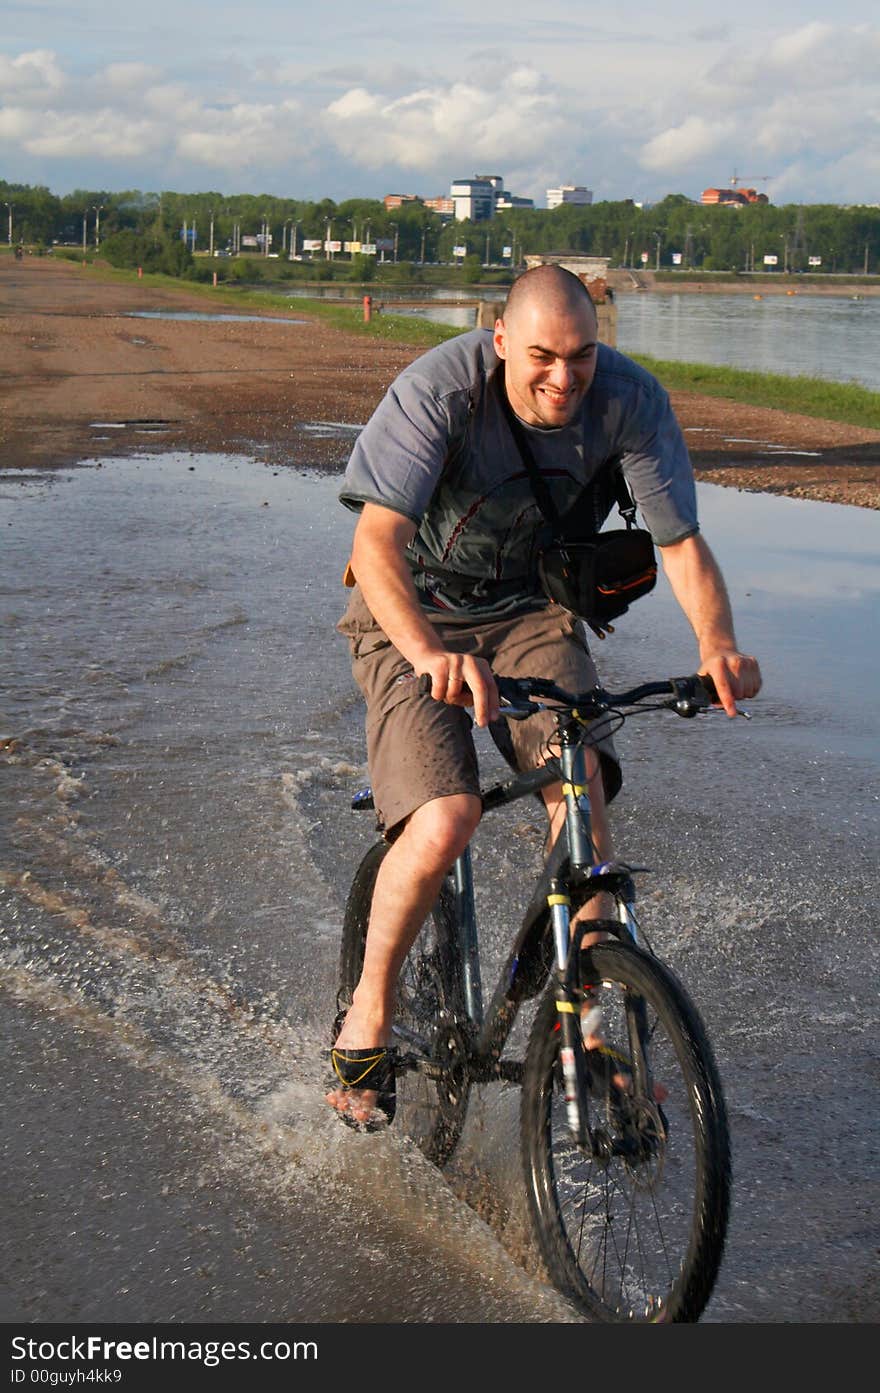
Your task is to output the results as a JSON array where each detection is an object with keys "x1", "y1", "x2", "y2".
[{"x1": 338, "y1": 586, "x2": 621, "y2": 835}]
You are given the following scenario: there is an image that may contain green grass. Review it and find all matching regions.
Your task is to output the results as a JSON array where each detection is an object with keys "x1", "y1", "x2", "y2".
[
  {"x1": 69, "y1": 260, "x2": 880, "y2": 429},
  {"x1": 631, "y1": 354, "x2": 880, "y2": 430}
]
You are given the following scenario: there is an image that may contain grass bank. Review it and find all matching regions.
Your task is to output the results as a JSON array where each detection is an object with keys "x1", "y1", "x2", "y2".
[
  {"x1": 74, "y1": 260, "x2": 880, "y2": 429},
  {"x1": 631, "y1": 354, "x2": 880, "y2": 431}
]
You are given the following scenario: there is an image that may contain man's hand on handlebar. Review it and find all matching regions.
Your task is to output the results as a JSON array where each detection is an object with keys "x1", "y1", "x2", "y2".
[
  {"x1": 419, "y1": 653, "x2": 500, "y2": 727},
  {"x1": 698, "y1": 650, "x2": 762, "y2": 718}
]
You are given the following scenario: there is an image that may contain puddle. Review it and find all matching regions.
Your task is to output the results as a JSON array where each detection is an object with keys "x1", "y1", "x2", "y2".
[
  {"x1": 298, "y1": 421, "x2": 364, "y2": 439},
  {"x1": 756, "y1": 448, "x2": 822, "y2": 457},
  {"x1": 89, "y1": 420, "x2": 172, "y2": 432},
  {"x1": 123, "y1": 311, "x2": 308, "y2": 325}
]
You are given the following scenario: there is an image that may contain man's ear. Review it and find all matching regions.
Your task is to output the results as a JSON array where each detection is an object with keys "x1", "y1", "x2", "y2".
[{"x1": 493, "y1": 318, "x2": 507, "y2": 359}]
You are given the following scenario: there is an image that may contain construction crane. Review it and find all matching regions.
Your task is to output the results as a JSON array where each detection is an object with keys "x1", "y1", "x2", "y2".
[{"x1": 730, "y1": 171, "x2": 773, "y2": 187}]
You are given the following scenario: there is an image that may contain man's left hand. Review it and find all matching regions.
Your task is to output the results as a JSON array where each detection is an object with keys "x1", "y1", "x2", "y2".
[{"x1": 699, "y1": 650, "x2": 762, "y2": 717}]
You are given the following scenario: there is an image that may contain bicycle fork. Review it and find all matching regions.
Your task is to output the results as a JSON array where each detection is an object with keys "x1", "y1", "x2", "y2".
[{"x1": 548, "y1": 728, "x2": 597, "y2": 1147}]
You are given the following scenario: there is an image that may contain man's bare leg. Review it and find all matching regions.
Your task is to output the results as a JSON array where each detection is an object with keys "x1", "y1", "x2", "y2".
[{"x1": 327, "y1": 792, "x2": 481, "y2": 1124}]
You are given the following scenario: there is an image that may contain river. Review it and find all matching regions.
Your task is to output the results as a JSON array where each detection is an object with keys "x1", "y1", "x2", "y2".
[
  {"x1": 1, "y1": 453, "x2": 878, "y2": 1325},
  {"x1": 275, "y1": 284, "x2": 880, "y2": 391}
]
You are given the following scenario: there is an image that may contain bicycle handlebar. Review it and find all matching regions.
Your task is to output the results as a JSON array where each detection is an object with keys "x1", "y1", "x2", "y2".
[{"x1": 416, "y1": 671, "x2": 719, "y2": 720}]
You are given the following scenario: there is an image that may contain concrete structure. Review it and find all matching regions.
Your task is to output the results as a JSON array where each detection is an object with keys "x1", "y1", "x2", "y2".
[
  {"x1": 384, "y1": 194, "x2": 422, "y2": 210},
  {"x1": 547, "y1": 185, "x2": 593, "y2": 209},
  {"x1": 424, "y1": 196, "x2": 454, "y2": 217},
  {"x1": 521, "y1": 252, "x2": 615, "y2": 345}
]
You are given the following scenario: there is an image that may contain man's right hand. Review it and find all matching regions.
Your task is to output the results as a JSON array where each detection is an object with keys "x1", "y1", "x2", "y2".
[{"x1": 421, "y1": 652, "x2": 500, "y2": 728}]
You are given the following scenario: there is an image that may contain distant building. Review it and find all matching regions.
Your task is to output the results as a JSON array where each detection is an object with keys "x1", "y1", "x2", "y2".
[
  {"x1": 424, "y1": 196, "x2": 454, "y2": 217},
  {"x1": 450, "y1": 174, "x2": 534, "y2": 221},
  {"x1": 547, "y1": 185, "x2": 593, "y2": 209},
  {"x1": 451, "y1": 177, "x2": 497, "y2": 222},
  {"x1": 496, "y1": 194, "x2": 535, "y2": 211},
  {"x1": 701, "y1": 187, "x2": 769, "y2": 206},
  {"x1": 384, "y1": 194, "x2": 423, "y2": 210}
]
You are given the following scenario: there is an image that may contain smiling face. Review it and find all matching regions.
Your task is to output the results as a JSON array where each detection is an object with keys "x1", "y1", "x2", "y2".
[{"x1": 493, "y1": 274, "x2": 599, "y2": 429}]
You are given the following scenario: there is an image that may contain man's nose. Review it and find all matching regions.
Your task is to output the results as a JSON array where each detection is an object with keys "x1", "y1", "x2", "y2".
[{"x1": 547, "y1": 359, "x2": 574, "y2": 390}]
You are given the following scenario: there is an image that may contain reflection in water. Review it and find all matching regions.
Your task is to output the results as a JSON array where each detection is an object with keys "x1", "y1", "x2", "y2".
[
  {"x1": 616, "y1": 292, "x2": 880, "y2": 390},
  {"x1": 124, "y1": 310, "x2": 308, "y2": 324}
]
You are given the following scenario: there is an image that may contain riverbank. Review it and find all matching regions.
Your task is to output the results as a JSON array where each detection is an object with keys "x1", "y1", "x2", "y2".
[
  {"x1": 609, "y1": 268, "x2": 880, "y2": 296},
  {"x1": 2, "y1": 257, "x2": 878, "y2": 508}
]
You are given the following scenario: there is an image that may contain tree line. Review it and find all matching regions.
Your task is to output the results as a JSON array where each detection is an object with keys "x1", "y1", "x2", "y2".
[{"x1": 2, "y1": 182, "x2": 878, "y2": 275}]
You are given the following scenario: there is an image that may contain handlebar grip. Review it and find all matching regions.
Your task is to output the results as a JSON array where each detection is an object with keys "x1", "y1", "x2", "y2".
[
  {"x1": 417, "y1": 673, "x2": 432, "y2": 696},
  {"x1": 697, "y1": 673, "x2": 719, "y2": 704}
]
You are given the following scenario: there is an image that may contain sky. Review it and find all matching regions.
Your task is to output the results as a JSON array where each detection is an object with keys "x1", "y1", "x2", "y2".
[{"x1": 2, "y1": 1, "x2": 879, "y2": 206}]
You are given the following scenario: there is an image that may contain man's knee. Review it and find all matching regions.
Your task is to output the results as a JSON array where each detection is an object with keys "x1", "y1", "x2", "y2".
[{"x1": 405, "y1": 793, "x2": 482, "y2": 868}]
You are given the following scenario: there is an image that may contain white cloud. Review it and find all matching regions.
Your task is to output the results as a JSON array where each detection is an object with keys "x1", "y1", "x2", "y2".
[
  {"x1": 101, "y1": 62, "x2": 160, "y2": 92},
  {"x1": 23, "y1": 109, "x2": 164, "y2": 160},
  {"x1": 641, "y1": 116, "x2": 734, "y2": 172},
  {"x1": 176, "y1": 99, "x2": 309, "y2": 169},
  {"x1": 0, "y1": 48, "x2": 65, "y2": 100},
  {"x1": 324, "y1": 67, "x2": 563, "y2": 173}
]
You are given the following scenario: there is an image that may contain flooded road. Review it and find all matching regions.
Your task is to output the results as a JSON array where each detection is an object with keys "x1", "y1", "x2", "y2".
[{"x1": 2, "y1": 454, "x2": 877, "y2": 1323}]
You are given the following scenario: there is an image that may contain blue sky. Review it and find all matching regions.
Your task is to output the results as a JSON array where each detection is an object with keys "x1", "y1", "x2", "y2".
[{"x1": 2, "y1": 1, "x2": 878, "y2": 204}]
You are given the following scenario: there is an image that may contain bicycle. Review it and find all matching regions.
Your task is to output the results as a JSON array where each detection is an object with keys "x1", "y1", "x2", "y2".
[{"x1": 334, "y1": 670, "x2": 732, "y2": 1323}]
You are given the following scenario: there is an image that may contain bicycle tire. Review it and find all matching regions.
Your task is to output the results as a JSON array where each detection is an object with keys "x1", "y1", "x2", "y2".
[
  {"x1": 521, "y1": 940, "x2": 730, "y2": 1322},
  {"x1": 337, "y1": 841, "x2": 470, "y2": 1166}
]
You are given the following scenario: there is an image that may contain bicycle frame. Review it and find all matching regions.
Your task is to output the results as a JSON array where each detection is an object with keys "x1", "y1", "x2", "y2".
[{"x1": 446, "y1": 714, "x2": 642, "y2": 1141}]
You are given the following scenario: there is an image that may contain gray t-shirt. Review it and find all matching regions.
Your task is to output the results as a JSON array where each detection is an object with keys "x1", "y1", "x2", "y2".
[{"x1": 340, "y1": 329, "x2": 698, "y2": 618}]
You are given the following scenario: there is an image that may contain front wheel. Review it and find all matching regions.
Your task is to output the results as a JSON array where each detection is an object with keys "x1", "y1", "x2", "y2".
[
  {"x1": 336, "y1": 842, "x2": 470, "y2": 1166},
  {"x1": 521, "y1": 941, "x2": 730, "y2": 1322}
]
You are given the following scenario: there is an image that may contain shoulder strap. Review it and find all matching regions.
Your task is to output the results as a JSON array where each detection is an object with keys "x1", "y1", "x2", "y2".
[
  {"x1": 497, "y1": 377, "x2": 563, "y2": 531},
  {"x1": 498, "y1": 370, "x2": 639, "y2": 532}
]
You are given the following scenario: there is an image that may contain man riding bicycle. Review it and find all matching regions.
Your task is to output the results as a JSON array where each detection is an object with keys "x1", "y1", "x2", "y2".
[{"x1": 327, "y1": 264, "x2": 761, "y2": 1127}]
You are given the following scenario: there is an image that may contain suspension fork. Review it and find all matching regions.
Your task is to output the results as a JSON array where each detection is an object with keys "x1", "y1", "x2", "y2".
[
  {"x1": 549, "y1": 727, "x2": 597, "y2": 1146},
  {"x1": 451, "y1": 846, "x2": 483, "y2": 1029}
]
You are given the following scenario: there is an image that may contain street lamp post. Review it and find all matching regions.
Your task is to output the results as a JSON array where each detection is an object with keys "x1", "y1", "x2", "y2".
[
  {"x1": 92, "y1": 205, "x2": 104, "y2": 250},
  {"x1": 653, "y1": 231, "x2": 662, "y2": 271},
  {"x1": 82, "y1": 213, "x2": 88, "y2": 256},
  {"x1": 389, "y1": 222, "x2": 398, "y2": 262},
  {"x1": 325, "y1": 219, "x2": 334, "y2": 260},
  {"x1": 4, "y1": 202, "x2": 13, "y2": 245},
  {"x1": 290, "y1": 221, "x2": 300, "y2": 260},
  {"x1": 209, "y1": 210, "x2": 215, "y2": 258}
]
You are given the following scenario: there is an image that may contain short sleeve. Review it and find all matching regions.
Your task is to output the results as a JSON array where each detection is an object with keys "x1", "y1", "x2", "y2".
[
  {"x1": 339, "y1": 371, "x2": 455, "y2": 525},
  {"x1": 617, "y1": 385, "x2": 699, "y2": 546}
]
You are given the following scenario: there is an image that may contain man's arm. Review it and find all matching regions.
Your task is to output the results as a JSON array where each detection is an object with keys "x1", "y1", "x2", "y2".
[
  {"x1": 658, "y1": 533, "x2": 762, "y2": 717},
  {"x1": 350, "y1": 503, "x2": 500, "y2": 727}
]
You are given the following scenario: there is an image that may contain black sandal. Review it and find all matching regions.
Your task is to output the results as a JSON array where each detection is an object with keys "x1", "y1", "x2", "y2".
[{"x1": 328, "y1": 1046, "x2": 397, "y2": 1129}]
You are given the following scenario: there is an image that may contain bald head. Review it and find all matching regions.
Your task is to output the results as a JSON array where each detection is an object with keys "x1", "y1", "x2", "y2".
[
  {"x1": 501, "y1": 264, "x2": 596, "y2": 331},
  {"x1": 494, "y1": 264, "x2": 600, "y2": 428}
]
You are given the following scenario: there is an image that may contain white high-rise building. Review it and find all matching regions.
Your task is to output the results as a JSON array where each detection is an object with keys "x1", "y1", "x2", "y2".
[
  {"x1": 547, "y1": 185, "x2": 593, "y2": 210},
  {"x1": 450, "y1": 174, "x2": 534, "y2": 221},
  {"x1": 451, "y1": 178, "x2": 496, "y2": 222}
]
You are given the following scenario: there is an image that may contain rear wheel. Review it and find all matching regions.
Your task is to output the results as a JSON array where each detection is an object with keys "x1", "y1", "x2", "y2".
[
  {"x1": 521, "y1": 941, "x2": 730, "y2": 1322},
  {"x1": 337, "y1": 842, "x2": 470, "y2": 1165}
]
